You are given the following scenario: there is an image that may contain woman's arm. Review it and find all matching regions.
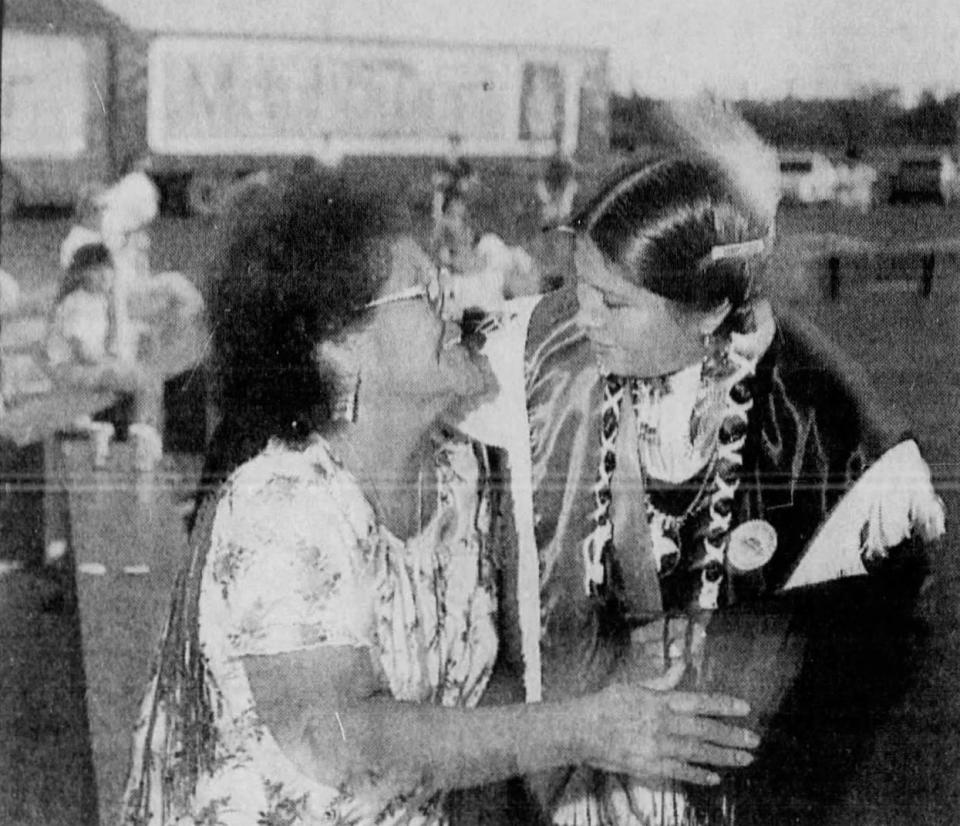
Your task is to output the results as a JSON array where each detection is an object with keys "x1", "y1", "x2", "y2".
[
  {"x1": 245, "y1": 643, "x2": 759, "y2": 803},
  {"x1": 215, "y1": 454, "x2": 757, "y2": 806}
]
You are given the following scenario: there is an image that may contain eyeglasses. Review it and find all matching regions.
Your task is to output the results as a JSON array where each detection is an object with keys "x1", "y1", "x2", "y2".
[
  {"x1": 364, "y1": 284, "x2": 428, "y2": 308},
  {"x1": 363, "y1": 271, "x2": 461, "y2": 351},
  {"x1": 364, "y1": 269, "x2": 448, "y2": 318}
]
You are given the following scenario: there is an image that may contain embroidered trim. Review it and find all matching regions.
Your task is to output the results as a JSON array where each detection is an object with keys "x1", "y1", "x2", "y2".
[
  {"x1": 644, "y1": 334, "x2": 759, "y2": 609},
  {"x1": 583, "y1": 307, "x2": 768, "y2": 610},
  {"x1": 582, "y1": 376, "x2": 625, "y2": 593}
]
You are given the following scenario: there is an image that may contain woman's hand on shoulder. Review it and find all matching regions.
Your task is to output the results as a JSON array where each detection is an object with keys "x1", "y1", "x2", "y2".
[{"x1": 575, "y1": 667, "x2": 759, "y2": 786}]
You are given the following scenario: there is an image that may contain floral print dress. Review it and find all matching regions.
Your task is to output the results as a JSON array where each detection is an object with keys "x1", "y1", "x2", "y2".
[{"x1": 121, "y1": 435, "x2": 498, "y2": 826}]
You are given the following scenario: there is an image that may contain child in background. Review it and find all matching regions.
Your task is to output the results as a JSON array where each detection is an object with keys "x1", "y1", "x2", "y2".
[
  {"x1": 47, "y1": 242, "x2": 113, "y2": 368},
  {"x1": 46, "y1": 239, "x2": 163, "y2": 470}
]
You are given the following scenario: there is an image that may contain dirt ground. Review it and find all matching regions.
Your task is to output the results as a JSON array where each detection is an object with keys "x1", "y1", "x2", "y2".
[{"x1": 2, "y1": 200, "x2": 960, "y2": 824}]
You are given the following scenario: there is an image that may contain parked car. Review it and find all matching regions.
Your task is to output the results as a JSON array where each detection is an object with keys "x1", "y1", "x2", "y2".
[
  {"x1": 778, "y1": 151, "x2": 838, "y2": 204},
  {"x1": 835, "y1": 161, "x2": 878, "y2": 213},
  {"x1": 889, "y1": 153, "x2": 957, "y2": 206}
]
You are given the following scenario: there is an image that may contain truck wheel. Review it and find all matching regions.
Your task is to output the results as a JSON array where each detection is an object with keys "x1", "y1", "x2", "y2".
[
  {"x1": 1, "y1": 168, "x2": 22, "y2": 218},
  {"x1": 186, "y1": 174, "x2": 227, "y2": 217}
]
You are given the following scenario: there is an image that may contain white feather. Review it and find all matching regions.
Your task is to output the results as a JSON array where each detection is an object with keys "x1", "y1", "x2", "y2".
[{"x1": 658, "y1": 97, "x2": 781, "y2": 229}]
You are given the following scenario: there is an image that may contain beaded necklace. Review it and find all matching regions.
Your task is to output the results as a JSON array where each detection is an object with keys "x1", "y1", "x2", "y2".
[{"x1": 581, "y1": 316, "x2": 763, "y2": 610}]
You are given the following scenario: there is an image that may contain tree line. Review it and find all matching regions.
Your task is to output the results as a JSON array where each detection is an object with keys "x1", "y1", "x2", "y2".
[{"x1": 611, "y1": 91, "x2": 960, "y2": 152}]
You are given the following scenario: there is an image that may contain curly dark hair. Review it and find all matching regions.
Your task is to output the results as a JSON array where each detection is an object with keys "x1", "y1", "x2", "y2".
[
  {"x1": 192, "y1": 167, "x2": 402, "y2": 522},
  {"x1": 571, "y1": 156, "x2": 772, "y2": 314},
  {"x1": 56, "y1": 242, "x2": 112, "y2": 303}
]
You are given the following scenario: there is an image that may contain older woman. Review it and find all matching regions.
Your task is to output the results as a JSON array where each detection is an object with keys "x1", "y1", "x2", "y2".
[
  {"x1": 461, "y1": 115, "x2": 945, "y2": 824},
  {"x1": 120, "y1": 169, "x2": 759, "y2": 826}
]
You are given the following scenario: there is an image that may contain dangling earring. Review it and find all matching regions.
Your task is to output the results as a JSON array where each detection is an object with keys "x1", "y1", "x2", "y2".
[
  {"x1": 332, "y1": 368, "x2": 361, "y2": 422},
  {"x1": 700, "y1": 329, "x2": 727, "y2": 382},
  {"x1": 737, "y1": 305, "x2": 758, "y2": 334},
  {"x1": 701, "y1": 331, "x2": 720, "y2": 367},
  {"x1": 320, "y1": 339, "x2": 361, "y2": 422},
  {"x1": 348, "y1": 372, "x2": 361, "y2": 423}
]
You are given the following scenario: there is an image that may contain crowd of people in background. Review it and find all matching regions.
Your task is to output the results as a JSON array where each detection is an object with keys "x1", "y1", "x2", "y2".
[
  {"x1": 1, "y1": 131, "x2": 568, "y2": 446},
  {"x1": 2, "y1": 160, "x2": 203, "y2": 467}
]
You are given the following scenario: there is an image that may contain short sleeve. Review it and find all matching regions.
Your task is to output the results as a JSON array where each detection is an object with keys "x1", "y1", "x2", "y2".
[
  {"x1": 200, "y1": 450, "x2": 377, "y2": 659},
  {"x1": 47, "y1": 298, "x2": 106, "y2": 367},
  {"x1": 54, "y1": 293, "x2": 110, "y2": 365},
  {"x1": 45, "y1": 307, "x2": 73, "y2": 367}
]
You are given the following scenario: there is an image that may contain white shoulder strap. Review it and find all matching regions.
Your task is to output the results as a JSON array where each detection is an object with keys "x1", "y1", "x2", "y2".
[{"x1": 458, "y1": 295, "x2": 544, "y2": 701}]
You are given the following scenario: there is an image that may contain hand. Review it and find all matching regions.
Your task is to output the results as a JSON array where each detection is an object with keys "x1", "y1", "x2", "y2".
[
  {"x1": 578, "y1": 670, "x2": 759, "y2": 786},
  {"x1": 614, "y1": 615, "x2": 710, "y2": 687}
]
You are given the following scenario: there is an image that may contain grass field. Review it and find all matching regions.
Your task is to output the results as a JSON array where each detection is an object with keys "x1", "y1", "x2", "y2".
[{"x1": 2, "y1": 196, "x2": 960, "y2": 825}]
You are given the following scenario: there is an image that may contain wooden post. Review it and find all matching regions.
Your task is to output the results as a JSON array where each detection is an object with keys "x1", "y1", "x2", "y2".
[
  {"x1": 920, "y1": 251, "x2": 935, "y2": 298},
  {"x1": 828, "y1": 255, "x2": 842, "y2": 301}
]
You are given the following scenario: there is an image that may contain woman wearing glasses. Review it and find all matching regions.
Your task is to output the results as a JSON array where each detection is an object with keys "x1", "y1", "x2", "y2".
[{"x1": 120, "y1": 169, "x2": 758, "y2": 826}]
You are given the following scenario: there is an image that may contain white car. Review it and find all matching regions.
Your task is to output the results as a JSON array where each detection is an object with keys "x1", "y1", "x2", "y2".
[
  {"x1": 835, "y1": 162, "x2": 878, "y2": 212},
  {"x1": 778, "y1": 151, "x2": 839, "y2": 204}
]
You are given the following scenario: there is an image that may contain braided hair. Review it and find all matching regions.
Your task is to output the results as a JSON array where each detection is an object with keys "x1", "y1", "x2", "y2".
[{"x1": 571, "y1": 155, "x2": 772, "y2": 319}]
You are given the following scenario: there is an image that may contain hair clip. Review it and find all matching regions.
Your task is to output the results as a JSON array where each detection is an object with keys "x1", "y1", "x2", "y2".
[
  {"x1": 707, "y1": 225, "x2": 776, "y2": 263},
  {"x1": 709, "y1": 238, "x2": 766, "y2": 262}
]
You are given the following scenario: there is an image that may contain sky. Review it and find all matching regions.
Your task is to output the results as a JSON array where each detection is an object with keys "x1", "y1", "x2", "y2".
[{"x1": 98, "y1": 0, "x2": 960, "y2": 102}]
